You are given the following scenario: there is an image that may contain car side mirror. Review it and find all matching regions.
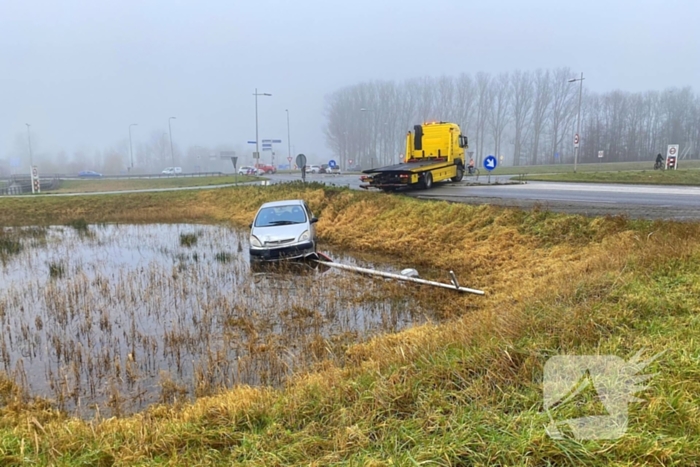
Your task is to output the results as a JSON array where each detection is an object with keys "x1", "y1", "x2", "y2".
[{"x1": 310, "y1": 217, "x2": 319, "y2": 224}]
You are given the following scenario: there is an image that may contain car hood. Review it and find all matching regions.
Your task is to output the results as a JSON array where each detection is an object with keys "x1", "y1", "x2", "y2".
[{"x1": 251, "y1": 223, "x2": 309, "y2": 244}]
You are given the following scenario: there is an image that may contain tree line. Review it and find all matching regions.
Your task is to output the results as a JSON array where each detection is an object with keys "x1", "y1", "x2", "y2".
[{"x1": 324, "y1": 67, "x2": 700, "y2": 169}]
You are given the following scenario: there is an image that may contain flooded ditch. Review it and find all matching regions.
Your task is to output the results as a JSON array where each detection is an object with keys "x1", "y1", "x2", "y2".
[{"x1": 0, "y1": 224, "x2": 437, "y2": 417}]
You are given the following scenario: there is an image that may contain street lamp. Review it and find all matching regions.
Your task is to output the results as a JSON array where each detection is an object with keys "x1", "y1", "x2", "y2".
[
  {"x1": 168, "y1": 117, "x2": 176, "y2": 166},
  {"x1": 129, "y1": 123, "x2": 138, "y2": 171},
  {"x1": 254, "y1": 89, "x2": 272, "y2": 165},
  {"x1": 25, "y1": 123, "x2": 33, "y2": 169},
  {"x1": 286, "y1": 109, "x2": 292, "y2": 165},
  {"x1": 568, "y1": 72, "x2": 584, "y2": 173}
]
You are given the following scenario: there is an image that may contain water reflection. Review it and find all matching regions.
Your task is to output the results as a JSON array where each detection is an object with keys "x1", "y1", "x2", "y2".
[{"x1": 0, "y1": 224, "x2": 430, "y2": 417}]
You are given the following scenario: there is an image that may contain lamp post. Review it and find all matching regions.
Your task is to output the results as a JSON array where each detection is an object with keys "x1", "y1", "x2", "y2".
[
  {"x1": 168, "y1": 117, "x2": 176, "y2": 166},
  {"x1": 568, "y1": 72, "x2": 584, "y2": 173},
  {"x1": 254, "y1": 89, "x2": 272, "y2": 165},
  {"x1": 286, "y1": 109, "x2": 292, "y2": 164},
  {"x1": 25, "y1": 123, "x2": 33, "y2": 169},
  {"x1": 129, "y1": 123, "x2": 137, "y2": 171},
  {"x1": 168, "y1": 117, "x2": 175, "y2": 167}
]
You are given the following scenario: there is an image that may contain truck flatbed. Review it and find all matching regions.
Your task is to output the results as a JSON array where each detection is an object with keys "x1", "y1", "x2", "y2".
[{"x1": 362, "y1": 158, "x2": 451, "y2": 174}]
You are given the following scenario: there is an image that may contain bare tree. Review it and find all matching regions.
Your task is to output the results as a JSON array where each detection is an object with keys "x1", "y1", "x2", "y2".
[
  {"x1": 510, "y1": 70, "x2": 533, "y2": 166},
  {"x1": 474, "y1": 72, "x2": 491, "y2": 164},
  {"x1": 487, "y1": 72, "x2": 512, "y2": 162},
  {"x1": 549, "y1": 67, "x2": 577, "y2": 164}
]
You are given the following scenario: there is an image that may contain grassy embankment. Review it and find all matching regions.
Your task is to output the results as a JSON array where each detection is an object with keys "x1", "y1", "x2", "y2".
[
  {"x1": 521, "y1": 169, "x2": 700, "y2": 186},
  {"x1": 492, "y1": 159, "x2": 700, "y2": 176},
  {"x1": 42, "y1": 175, "x2": 261, "y2": 194},
  {"x1": 1, "y1": 183, "x2": 700, "y2": 465}
]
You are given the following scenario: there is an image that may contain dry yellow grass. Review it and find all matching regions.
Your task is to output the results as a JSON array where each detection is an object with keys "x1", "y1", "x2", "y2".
[{"x1": 1, "y1": 183, "x2": 699, "y2": 465}]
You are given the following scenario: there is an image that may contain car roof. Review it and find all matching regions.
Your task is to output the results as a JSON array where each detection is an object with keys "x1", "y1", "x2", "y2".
[{"x1": 258, "y1": 199, "x2": 305, "y2": 209}]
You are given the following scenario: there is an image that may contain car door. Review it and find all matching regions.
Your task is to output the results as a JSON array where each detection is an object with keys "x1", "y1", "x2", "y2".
[{"x1": 304, "y1": 202, "x2": 317, "y2": 243}]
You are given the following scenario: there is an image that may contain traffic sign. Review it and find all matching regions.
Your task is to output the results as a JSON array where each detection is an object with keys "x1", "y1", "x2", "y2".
[
  {"x1": 667, "y1": 144, "x2": 678, "y2": 157},
  {"x1": 272, "y1": 139, "x2": 282, "y2": 143},
  {"x1": 348, "y1": 159, "x2": 353, "y2": 164},
  {"x1": 574, "y1": 133, "x2": 580, "y2": 148},
  {"x1": 287, "y1": 156, "x2": 292, "y2": 162},
  {"x1": 598, "y1": 150, "x2": 604, "y2": 158},
  {"x1": 247, "y1": 141, "x2": 256, "y2": 144},
  {"x1": 253, "y1": 151, "x2": 260, "y2": 159},
  {"x1": 328, "y1": 159, "x2": 337, "y2": 168},
  {"x1": 262, "y1": 139, "x2": 272, "y2": 143},
  {"x1": 295, "y1": 153, "x2": 307, "y2": 168},
  {"x1": 483, "y1": 155, "x2": 497, "y2": 171}
]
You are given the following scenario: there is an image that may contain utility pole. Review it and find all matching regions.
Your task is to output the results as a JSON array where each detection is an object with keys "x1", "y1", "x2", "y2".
[
  {"x1": 568, "y1": 72, "x2": 584, "y2": 173},
  {"x1": 168, "y1": 117, "x2": 176, "y2": 166},
  {"x1": 253, "y1": 89, "x2": 272, "y2": 166},
  {"x1": 129, "y1": 123, "x2": 138, "y2": 171},
  {"x1": 25, "y1": 123, "x2": 33, "y2": 168},
  {"x1": 286, "y1": 109, "x2": 292, "y2": 162}
]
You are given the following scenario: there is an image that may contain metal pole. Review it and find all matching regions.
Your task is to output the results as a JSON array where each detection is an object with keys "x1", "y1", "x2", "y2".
[
  {"x1": 253, "y1": 89, "x2": 271, "y2": 168},
  {"x1": 574, "y1": 72, "x2": 583, "y2": 173},
  {"x1": 129, "y1": 123, "x2": 137, "y2": 170},
  {"x1": 286, "y1": 109, "x2": 291, "y2": 162},
  {"x1": 26, "y1": 123, "x2": 33, "y2": 168},
  {"x1": 168, "y1": 117, "x2": 176, "y2": 166},
  {"x1": 314, "y1": 260, "x2": 485, "y2": 295}
]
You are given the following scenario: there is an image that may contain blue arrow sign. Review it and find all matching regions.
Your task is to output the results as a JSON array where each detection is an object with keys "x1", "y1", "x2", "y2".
[
  {"x1": 328, "y1": 159, "x2": 337, "y2": 168},
  {"x1": 484, "y1": 155, "x2": 497, "y2": 171}
]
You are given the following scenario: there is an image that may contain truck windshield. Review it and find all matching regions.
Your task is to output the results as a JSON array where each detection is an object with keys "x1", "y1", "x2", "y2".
[{"x1": 254, "y1": 206, "x2": 307, "y2": 227}]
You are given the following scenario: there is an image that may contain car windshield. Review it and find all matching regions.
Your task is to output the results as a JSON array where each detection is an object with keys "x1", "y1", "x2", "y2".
[{"x1": 254, "y1": 205, "x2": 307, "y2": 227}]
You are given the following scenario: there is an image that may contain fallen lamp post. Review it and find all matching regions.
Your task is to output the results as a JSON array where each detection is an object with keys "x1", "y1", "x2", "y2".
[{"x1": 314, "y1": 260, "x2": 484, "y2": 295}]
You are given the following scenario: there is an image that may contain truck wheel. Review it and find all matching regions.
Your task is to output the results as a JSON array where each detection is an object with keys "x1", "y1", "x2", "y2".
[
  {"x1": 452, "y1": 167, "x2": 464, "y2": 182},
  {"x1": 423, "y1": 172, "x2": 433, "y2": 189}
]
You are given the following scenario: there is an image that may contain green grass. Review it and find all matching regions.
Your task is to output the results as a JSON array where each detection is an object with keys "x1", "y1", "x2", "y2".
[
  {"x1": 522, "y1": 168, "x2": 700, "y2": 186},
  {"x1": 47, "y1": 175, "x2": 261, "y2": 193},
  {"x1": 492, "y1": 159, "x2": 700, "y2": 176}
]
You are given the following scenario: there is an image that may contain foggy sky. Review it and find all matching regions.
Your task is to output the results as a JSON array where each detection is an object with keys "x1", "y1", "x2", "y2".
[{"x1": 2, "y1": 0, "x2": 699, "y2": 163}]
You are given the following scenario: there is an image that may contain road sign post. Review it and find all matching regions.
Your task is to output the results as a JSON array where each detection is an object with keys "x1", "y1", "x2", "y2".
[
  {"x1": 667, "y1": 144, "x2": 679, "y2": 170},
  {"x1": 484, "y1": 155, "x2": 497, "y2": 184},
  {"x1": 30, "y1": 165, "x2": 40, "y2": 194},
  {"x1": 296, "y1": 154, "x2": 307, "y2": 182}
]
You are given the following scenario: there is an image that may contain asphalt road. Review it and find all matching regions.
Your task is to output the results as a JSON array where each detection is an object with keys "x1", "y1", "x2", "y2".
[
  {"x1": 3, "y1": 171, "x2": 698, "y2": 220},
  {"x1": 266, "y1": 173, "x2": 700, "y2": 221}
]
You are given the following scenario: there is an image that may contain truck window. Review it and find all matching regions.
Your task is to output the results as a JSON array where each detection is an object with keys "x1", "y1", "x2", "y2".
[{"x1": 414, "y1": 125, "x2": 423, "y2": 150}]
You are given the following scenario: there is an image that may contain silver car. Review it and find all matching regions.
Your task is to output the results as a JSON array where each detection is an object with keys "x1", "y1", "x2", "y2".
[{"x1": 249, "y1": 199, "x2": 318, "y2": 261}]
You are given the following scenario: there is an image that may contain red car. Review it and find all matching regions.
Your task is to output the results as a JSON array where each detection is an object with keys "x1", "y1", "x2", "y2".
[{"x1": 255, "y1": 164, "x2": 277, "y2": 174}]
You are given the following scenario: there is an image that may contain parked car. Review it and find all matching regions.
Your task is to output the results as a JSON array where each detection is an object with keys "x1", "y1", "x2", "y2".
[
  {"x1": 328, "y1": 165, "x2": 341, "y2": 174},
  {"x1": 249, "y1": 199, "x2": 318, "y2": 261},
  {"x1": 319, "y1": 164, "x2": 330, "y2": 174},
  {"x1": 307, "y1": 165, "x2": 321, "y2": 174},
  {"x1": 255, "y1": 164, "x2": 277, "y2": 174},
  {"x1": 238, "y1": 166, "x2": 260, "y2": 175},
  {"x1": 78, "y1": 170, "x2": 102, "y2": 178},
  {"x1": 161, "y1": 167, "x2": 182, "y2": 175}
]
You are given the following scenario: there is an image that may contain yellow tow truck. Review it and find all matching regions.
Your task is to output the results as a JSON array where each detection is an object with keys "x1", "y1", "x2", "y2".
[{"x1": 359, "y1": 121, "x2": 468, "y2": 191}]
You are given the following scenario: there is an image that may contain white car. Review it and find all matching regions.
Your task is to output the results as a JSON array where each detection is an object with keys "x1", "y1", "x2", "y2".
[
  {"x1": 249, "y1": 199, "x2": 319, "y2": 261},
  {"x1": 307, "y1": 165, "x2": 321, "y2": 174},
  {"x1": 162, "y1": 167, "x2": 182, "y2": 175},
  {"x1": 238, "y1": 166, "x2": 260, "y2": 175}
]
